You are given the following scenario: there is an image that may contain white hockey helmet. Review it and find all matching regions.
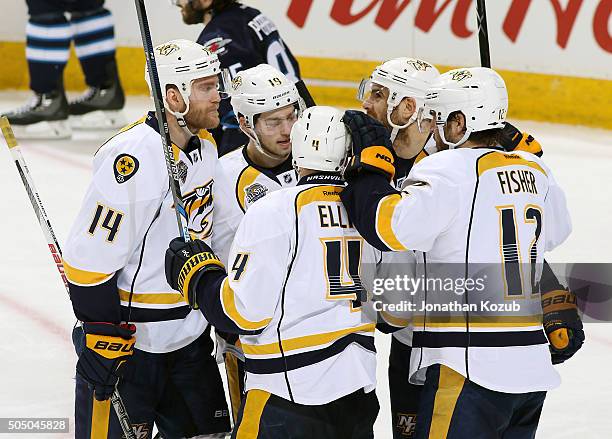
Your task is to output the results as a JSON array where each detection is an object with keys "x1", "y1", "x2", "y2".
[
  {"x1": 145, "y1": 39, "x2": 229, "y2": 125},
  {"x1": 230, "y1": 64, "x2": 305, "y2": 158},
  {"x1": 291, "y1": 106, "x2": 351, "y2": 173},
  {"x1": 358, "y1": 57, "x2": 440, "y2": 139},
  {"x1": 424, "y1": 67, "x2": 508, "y2": 148}
]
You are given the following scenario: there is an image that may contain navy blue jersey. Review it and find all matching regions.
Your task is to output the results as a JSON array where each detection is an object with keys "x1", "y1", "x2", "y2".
[{"x1": 197, "y1": 3, "x2": 301, "y2": 138}]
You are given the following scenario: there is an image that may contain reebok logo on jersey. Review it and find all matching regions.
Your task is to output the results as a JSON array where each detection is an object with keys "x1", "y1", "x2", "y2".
[{"x1": 113, "y1": 154, "x2": 139, "y2": 184}]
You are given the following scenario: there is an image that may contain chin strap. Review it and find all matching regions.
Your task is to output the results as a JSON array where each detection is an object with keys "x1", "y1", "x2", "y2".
[
  {"x1": 166, "y1": 98, "x2": 198, "y2": 138},
  {"x1": 243, "y1": 126, "x2": 288, "y2": 161},
  {"x1": 437, "y1": 124, "x2": 471, "y2": 149},
  {"x1": 386, "y1": 105, "x2": 418, "y2": 143}
]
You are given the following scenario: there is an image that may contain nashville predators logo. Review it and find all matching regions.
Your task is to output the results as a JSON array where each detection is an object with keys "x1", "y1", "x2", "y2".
[
  {"x1": 182, "y1": 180, "x2": 214, "y2": 240},
  {"x1": 407, "y1": 59, "x2": 432, "y2": 71},
  {"x1": 156, "y1": 43, "x2": 180, "y2": 56},
  {"x1": 396, "y1": 413, "x2": 417, "y2": 437},
  {"x1": 113, "y1": 154, "x2": 139, "y2": 184},
  {"x1": 231, "y1": 75, "x2": 243, "y2": 91},
  {"x1": 451, "y1": 69, "x2": 473, "y2": 82}
]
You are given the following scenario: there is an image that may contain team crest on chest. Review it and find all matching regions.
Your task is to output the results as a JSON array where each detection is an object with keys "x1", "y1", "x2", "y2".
[
  {"x1": 113, "y1": 154, "x2": 139, "y2": 184},
  {"x1": 182, "y1": 179, "x2": 214, "y2": 239},
  {"x1": 245, "y1": 182, "x2": 268, "y2": 207}
]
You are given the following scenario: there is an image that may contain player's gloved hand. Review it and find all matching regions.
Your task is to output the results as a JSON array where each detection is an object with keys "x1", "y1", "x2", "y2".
[
  {"x1": 76, "y1": 322, "x2": 136, "y2": 401},
  {"x1": 342, "y1": 110, "x2": 395, "y2": 181},
  {"x1": 165, "y1": 237, "x2": 226, "y2": 309},
  {"x1": 499, "y1": 122, "x2": 542, "y2": 156},
  {"x1": 541, "y1": 288, "x2": 585, "y2": 364}
]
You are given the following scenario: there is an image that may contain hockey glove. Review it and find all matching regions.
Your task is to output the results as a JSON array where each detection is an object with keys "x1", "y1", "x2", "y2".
[
  {"x1": 541, "y1": 288, "x2": 585, "y2": 364},
  {"x1": 76, "y1": 322, "x2": 136, "y2": 401},
  {"x1": 342, "y1": 110, "x2": 396, "y2": 181},
  {"x1": 499, "y1": 122, "x2": 543, "y2": 157},
  {"x1": 165, "y1": 237, "x2": 226, "y2": 309}
]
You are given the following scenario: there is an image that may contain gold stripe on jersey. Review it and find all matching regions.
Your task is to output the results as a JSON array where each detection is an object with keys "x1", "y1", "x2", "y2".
[
  {"x1": 241, "y1": 323, "x2": 376, "y2": 355},
  {"x1": 236, "y1": 167, "x2": 262, "y2": 212},
  {"x1": 296, "y1": 185, "x2": 343, "y2": 214},
  {"x1": 415, "y1": 149, "x2": 429, "y2": 164},
  {"x1": 91, "y1": 398, "x2": 111, "y2": 439},
  {"x1": 221, "y1": 278, "x2": 272, "y2": 331},
  {"x1": 236, "y1": 389, "x2": 271, "y2": 439},
  {"x1": 118, "y1": 289, "x2": 185, "y2": 305},
  {"x1": 380, "y1": 310, "x2": 410, "y2": 328},
  {"x1": 477, "y1": 151, "x2": 546, "y2": 177},
  {"x1": 63, "y1": 260, "x2": 113, "y2": 286},
  {"x1": 412, "y1": 314, "x2": 542, "y2": 327},
  {"x1": 428, "y1": 365, "x2": 465, "y2": 439},
  {"x1": 225, "y1": 351, "x2": 242, "y2": 422},
  {"x1": 198, "y1": 129, "x2": 217, "y2": 149},
  {"x1": 376, "y1": 194, "x2": 408, "y2": 251}
]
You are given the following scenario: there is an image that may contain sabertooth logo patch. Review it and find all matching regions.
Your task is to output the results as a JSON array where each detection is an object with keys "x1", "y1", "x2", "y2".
[
  {"x1": 451, "y1": 69, "x2": 473, "y2": 82},
  {"x1": 113, "y1": 154, "x2": 139, "y2": 184},
  {"x1": 231, "y1": 75, "x2": 243, "y2": 91},
  {"x1": 407, "y1": 59, "x2": 432, "y2": 71},
  {"x1": 156, "y1": 43, "x2": 179, "y2": 56},
  {"x1": 182, "y1": 180, "x2": 214, "y2": 240},
  {"x1": 245, "y1": 182, "x2": 268, "y2": 206}
]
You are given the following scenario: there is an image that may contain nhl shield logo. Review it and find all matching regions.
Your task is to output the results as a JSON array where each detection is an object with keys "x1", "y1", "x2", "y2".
[
  {"x1": 113, "y1": 154, "x2": 139, "y2": 184},
  {"x1": 451, "y1": 69, "x2": 473, "y2": 82},
  {"x1": 156, "y1": 43, "x2": 179, "y2": 56}
]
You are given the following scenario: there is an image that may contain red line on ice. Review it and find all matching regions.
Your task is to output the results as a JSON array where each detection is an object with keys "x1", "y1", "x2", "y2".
[{"x1": 0, "y1": 292, "x2": 72, "y2": 346}]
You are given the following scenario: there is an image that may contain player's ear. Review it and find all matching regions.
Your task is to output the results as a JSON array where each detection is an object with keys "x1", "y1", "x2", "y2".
[
  {"x1": 399, "y1": 97, "x2": 416, "y2": 118},
  {"x1": 165, "y1": 86, "x2": 187, "y2": 113}
]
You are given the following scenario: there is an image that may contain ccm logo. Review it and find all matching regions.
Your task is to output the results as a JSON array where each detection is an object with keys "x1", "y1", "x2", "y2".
[
  {"x1": 375, "y1": 153, "x2": 392, "y2": 163},
  {"x1": 93, "y1": 341, "x2": 134, "y2": 352}
]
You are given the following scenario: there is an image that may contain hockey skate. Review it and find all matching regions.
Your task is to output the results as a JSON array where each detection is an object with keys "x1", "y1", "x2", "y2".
[
  {"x1": 69, "y1": 77, "x2": 127, "y2": 130},
  {"x1": 2, "y1": 91, "x2": 71, "y2": 140}
]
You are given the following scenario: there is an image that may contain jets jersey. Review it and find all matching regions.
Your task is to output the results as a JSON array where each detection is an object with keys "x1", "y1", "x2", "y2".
[
  {"x1": 197, "y1": 174, "x2": 378, "y2": 405},
  {"x1": 341, "y1": 147, "x2": 571, "y2": 393},
  {"x1": 219, "y1": 146, "x2": 297, "y2": 214},
  {"x1": 63, "y1": 113, "x2": 242, "y2": 353},
  {"x1": 197, "y1": 3, "x2": 301, "y2": 154}
]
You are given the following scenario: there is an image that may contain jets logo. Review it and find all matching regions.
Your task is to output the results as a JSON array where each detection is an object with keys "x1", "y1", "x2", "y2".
[
  {"x1": 407, "y1": 59, "x2": 432, "y2": 71},
  {"x1": 156, "y1": 43, "x2": 179, "y2": 56},
  {"x1": 182, "y1": 180, "x2": 214, "y2": 240},
  {"x1": 113, "y1": 154, "x2": 139, "y2": 184},
  {"x1": 231, "y1": 75, "x2": 243, "y2": 91},
  {"x1": 204, "y1": 37, "x2": 233, "y2": 56},
  {"x1": 451, "y1": 70, "x2": 473, "y2": 82}
]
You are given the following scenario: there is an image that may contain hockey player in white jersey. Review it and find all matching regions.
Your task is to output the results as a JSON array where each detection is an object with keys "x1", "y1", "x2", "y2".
[
  {"x1": 217, "y1": 63, "x2": 305, "y2": 420},
  {"x1": 340, "y1": 67, "x2": 582, "y2": 438},
  {"x1": 63, "y1": 39, "x2": 242, "y2": 438},
  {"x1": 222, "y1": 63, "x2": 304, "y2": 213},
  {"x1": 358, "y1": 57, "x2": 439, "y2": 438},
  {"x1": 166, "y1": 106, "x2": 381, "y2": 438}
]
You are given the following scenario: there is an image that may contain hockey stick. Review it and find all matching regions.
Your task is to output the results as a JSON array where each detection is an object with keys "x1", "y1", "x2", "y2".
[
  {"x1": 476, "y1": 0, "x2": 491, "y2": 68},
  {"x1": 295, "y1": 79, "x2": 317, "y2": 108},
  {"x1": 134, "y1": 0, "x2": 191, "y2": 242},
  {"x1": 0, "y1": 116, "x2": 137, "y2": 439}
]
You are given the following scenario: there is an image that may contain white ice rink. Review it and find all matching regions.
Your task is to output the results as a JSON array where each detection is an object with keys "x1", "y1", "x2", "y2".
[{"x1": 0, "y1": 92, "x2": 611, "y2": 438}]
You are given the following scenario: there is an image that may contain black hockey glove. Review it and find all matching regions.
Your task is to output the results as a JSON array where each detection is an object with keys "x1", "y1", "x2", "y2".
[
  {"x1": 342, "y1": 110, "x2": 396, "y2": 181},
  {"x1": 76, "y1": 322, "x2": 136, "y2": 401},
  {"x1": 165, "y1": 237, "x2": 226, "y2": 309},
  {"x1": 541, "y1": 288, "x2": 585, "y2": 364},
  {"x1": 499, "y1": 122, "x2": 543, "y2": 156}
]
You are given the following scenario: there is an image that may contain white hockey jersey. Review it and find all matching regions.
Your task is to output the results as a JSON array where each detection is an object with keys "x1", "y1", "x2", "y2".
[
  {"x1": 219, "y1": 146, "x2": 297, "y2": 213},
  {"x1": 63, "y1": 113, "x2": 242, "y2": 353},
  {"x1": 201, "y1": 174, "x2": 378, "y2": 405},
  {"x1": 343, "y1": 147, "x2": 572, "y2": 394}
]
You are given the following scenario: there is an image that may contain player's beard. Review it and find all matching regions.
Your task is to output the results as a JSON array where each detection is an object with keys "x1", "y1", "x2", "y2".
[
  {"x1": 185, "y1": 105, "x2": 220, "y2": 132},
  {"x1": 180, "y1": 3, "x2": 206, "y2": 25}
]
